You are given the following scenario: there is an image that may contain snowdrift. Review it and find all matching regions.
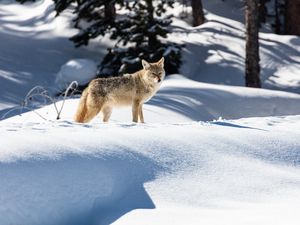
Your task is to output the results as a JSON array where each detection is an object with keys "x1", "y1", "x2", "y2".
[
  {"x1": 55, "y1": 59, "x2": 97, "y2": 91},
  {"x1": 1, "y1": 113, "x2": 300, "y2": 225},
  {"x1": 1, "y1": 75, "x2": 300, "y2": 225}
]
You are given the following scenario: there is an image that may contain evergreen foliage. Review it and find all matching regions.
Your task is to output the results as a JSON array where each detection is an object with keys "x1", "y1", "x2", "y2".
[
  {"x1": 65, "y1": 0, "x2": 124, "y2": 46},
  {"x1": 99, "y1": 0, "x2": 182, "y2": 77}
]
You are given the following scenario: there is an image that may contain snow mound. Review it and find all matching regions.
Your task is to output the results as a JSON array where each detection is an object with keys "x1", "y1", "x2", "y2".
[
  {"x1": 55, "y1": 59, "x2": 97, "y2": 91},
  {"x1": 0, "y1": 114, "x2": 300, "y2": 225}
]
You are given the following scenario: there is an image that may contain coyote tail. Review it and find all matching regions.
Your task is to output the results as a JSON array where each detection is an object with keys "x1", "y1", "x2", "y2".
[{"x1": 74, "y1": 88, "x2": 88, "y2": 123}]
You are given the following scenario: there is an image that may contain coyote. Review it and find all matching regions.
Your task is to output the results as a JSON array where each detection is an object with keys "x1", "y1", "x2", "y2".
[{"x1": 74, "y1": 57, "x2": 165, "y2": 123}]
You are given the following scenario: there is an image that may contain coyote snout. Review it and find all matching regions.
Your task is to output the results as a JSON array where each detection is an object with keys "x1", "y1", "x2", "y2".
[{"x1": 74, "y1": 57, "x2": 165, "y2": 123}]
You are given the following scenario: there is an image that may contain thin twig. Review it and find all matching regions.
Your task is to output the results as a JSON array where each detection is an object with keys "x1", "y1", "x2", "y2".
[
  {"x1": 56, "y1": 81, "x2": 78, "y2": 120},
  {"x1": 1, "y1": 81, "x2": 79, "y2": 121}
]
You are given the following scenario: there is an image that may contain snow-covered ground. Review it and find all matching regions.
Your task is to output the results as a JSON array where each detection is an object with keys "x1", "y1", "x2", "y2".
[
  {"x1": 1, "y1": 109, "x2": 300, "y2": 225},
  {"x1": 1, "y1": 0, "x2": 300, "y2": 225},
  {"x1": 1, "y1": 75, "x2": 300, "y2": 225}
]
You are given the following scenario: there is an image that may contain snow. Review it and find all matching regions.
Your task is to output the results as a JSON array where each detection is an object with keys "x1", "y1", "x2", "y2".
[
  {"x1": 55, "y1": 59, "x2": 97, "y2": 91},
  {"x1": 1, "y1": 75, "x2": 300, "y2": 225},
  {"x1": 1, "y1": 104, "x2": 300, "y2": 225},
  {"x1": 0, "y1": 0, "x2": 300, "y2": 225},
  {"x1": 170, "y1": 1, "x2": 300, "y2": 93},
  {"x1": 0, "y1": 0, "x2": 105, "y2": 110}
]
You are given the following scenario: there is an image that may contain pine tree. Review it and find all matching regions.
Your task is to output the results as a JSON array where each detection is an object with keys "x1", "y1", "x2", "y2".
[
  {"x1": 98, "y1": 0, "x2": 182, "y2": 77},
  {"x1": 245, "y1": 0, "x2": 261, "y2": 88},
  {"x1": 66, "y1": 0, "x2": 123, "y2": 47}
]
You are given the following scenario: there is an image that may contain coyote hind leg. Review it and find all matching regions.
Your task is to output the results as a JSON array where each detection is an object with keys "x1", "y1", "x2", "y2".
[
  {"x1": 83, "y1": 96, "x2": 103, "y2": 123},
  {"x1": 83, "y1": 106, "x2": 101, "y2": 122},
  {"x1": 102, "y1": 105, "x2": 113, "y2": 122}
]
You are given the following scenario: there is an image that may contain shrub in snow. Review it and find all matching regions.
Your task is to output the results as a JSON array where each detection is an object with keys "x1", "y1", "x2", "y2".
[
  {"x1": 1, "y1": 81, "x2": 78, "y2": 121},
  {"x1": 55, "y1": 59, "x2": 97, "y2": 91}
]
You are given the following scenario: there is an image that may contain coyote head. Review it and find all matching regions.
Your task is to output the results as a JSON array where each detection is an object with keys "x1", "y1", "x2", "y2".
[{"x1": 141, "y1": 57, "x2": 165, "y2": 83}]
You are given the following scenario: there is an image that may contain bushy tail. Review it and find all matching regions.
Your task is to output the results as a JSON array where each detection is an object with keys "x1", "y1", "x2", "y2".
[{"x1": 74, "y1": 88, "x2": 89, "y2": 123}]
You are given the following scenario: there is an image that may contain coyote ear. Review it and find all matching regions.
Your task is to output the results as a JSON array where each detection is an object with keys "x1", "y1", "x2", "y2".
[
  {"x1": 142, "y1": 59, "x2": 151, "y2": 70},
  {"x1": 158, "y1": 57, "x2": 164, "y2": 67}
]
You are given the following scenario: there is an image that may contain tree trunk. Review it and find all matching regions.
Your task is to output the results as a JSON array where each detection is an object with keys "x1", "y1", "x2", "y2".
[
  {"x1": 274, "y1": 0, "x2": 282, "y2": 34},
  {"x1": 104, "y1": 1, "x2": 116, "y2": 23},
  {"x1": 191, "y1": 0, "x2": 205, "y2": 26},
  {"x1": 258, "y1": 0, "x2": 267, "y2": 24},
  {"x1": 245, "y1": 0, "x2": 261, "y2": 88},
  {"x1": 285, "y1": 0, "x2": 300, "y2": 35}
]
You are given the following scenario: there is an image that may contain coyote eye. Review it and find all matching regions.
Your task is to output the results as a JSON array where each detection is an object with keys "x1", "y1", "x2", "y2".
[{"x1": 152, "y1": 72, "x2": 160, "y2": 76}]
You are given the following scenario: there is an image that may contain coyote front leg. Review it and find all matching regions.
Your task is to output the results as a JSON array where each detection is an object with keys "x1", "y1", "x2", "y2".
[
  {"x1": 132, "y1": 100, "x2": 141, "y2": 123},
  {"x1": 138, "y1": 104, "x2": 144, "y2": 123}
]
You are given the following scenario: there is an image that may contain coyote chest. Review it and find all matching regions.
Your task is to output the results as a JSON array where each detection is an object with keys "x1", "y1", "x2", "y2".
[{"x1": 136, "y1": 80, "x2": 161, "y2": 103}]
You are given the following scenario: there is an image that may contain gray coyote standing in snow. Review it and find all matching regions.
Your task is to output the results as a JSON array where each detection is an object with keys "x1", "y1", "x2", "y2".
[{"x1": 74, "y1": 57, "x2": 165, "y2": 123}]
